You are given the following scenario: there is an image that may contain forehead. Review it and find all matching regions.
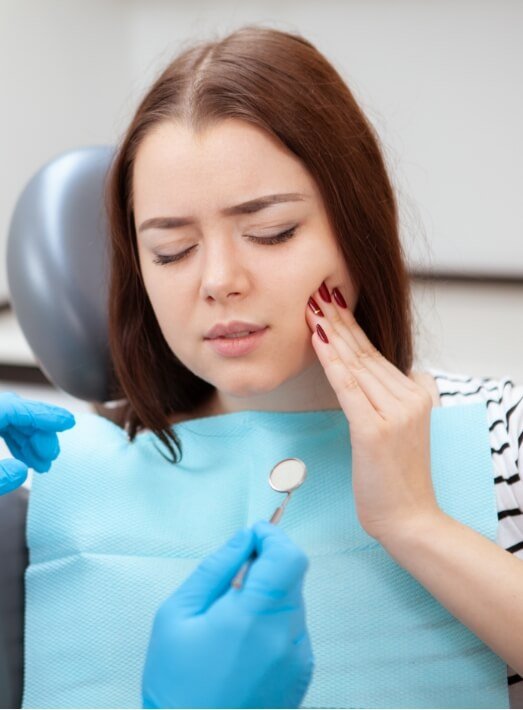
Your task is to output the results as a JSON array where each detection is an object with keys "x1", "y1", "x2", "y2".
[{"x1": 132, "y1": 119, "x2": 317, "y2": 215}]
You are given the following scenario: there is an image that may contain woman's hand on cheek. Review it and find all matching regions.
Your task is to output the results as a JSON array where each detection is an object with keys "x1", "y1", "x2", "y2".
[{"x1": 306, "y1": 282, "x2": 442, "y2": 543}]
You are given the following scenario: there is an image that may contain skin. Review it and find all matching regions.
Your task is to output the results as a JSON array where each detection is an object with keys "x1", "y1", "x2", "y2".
[
  {"x1": 131, "y1": 118, "x2": 523, "y2": 677},
  {"x1": 133, "y1": 118, "x2": 438, "y2": 419}
]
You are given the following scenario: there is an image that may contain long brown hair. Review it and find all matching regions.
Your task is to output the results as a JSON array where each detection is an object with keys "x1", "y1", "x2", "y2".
[{"x1": 106, "y1": 25, "x2": 413, "y2": 463}]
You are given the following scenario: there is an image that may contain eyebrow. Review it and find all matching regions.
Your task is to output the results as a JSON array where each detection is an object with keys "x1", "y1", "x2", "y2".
[{"x1": 137, "y1": 192, "x2": 309, "y2": 233}]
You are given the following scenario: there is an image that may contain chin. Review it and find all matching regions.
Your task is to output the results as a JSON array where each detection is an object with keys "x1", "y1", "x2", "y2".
[
  {"x1": 190, "y1": 338, "x2": 313, "y2": 394},
  {"x1": 213, "y1": 369, "x2": 288, "y2": 399}
]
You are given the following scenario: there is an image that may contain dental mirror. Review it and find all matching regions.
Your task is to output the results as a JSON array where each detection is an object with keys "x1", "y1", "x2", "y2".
[
  {"x1": 269, "y1": 458, "x2": 307, "y2": 493},
  {"x1": 231, "y1": 458, "x2": 307, "y2": 588},
  {"x1": 267, "y1": 458, "x2": 307, "y2": 523}
]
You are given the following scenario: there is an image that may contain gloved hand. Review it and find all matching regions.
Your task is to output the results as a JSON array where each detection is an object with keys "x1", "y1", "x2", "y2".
[
  {"x1": 142, "y1": 520, "x2": 314, "y2": 709},
  {"x1": 0, "y1": 391, "x2": 76, "y2": 495}
]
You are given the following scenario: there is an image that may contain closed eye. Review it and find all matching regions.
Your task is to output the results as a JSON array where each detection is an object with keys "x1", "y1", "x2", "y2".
[{"x1": 152, "y1": 225, "x2": 298, "y2": 266}]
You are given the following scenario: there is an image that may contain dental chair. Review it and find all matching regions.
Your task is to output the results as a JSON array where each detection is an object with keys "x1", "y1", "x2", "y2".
[
  {"x1": 0, "y1": 146, "x2": 116, "y2": 708},
  {"x1": 2, "y1": 148, "x2": 522, "y2": 710}
]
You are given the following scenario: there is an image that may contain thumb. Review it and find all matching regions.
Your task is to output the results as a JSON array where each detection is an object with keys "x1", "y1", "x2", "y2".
[
  {"x1": 237, "y1": 520, "x2": 309, "y2": 614},
  {"x1": 0, "y1": 458, "x2": 28, "y2": 495},
  {"x1": 167, "y1": 527, "x2": 256, "y2": 617}
]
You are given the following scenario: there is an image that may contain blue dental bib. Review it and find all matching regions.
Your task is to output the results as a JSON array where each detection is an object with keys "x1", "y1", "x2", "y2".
[{"x1": 23, "y1": 404, "x2": 509, "y2": 708}]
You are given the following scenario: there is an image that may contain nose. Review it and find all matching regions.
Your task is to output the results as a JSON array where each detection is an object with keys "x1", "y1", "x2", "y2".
[{"x1": 199, "y1": 233, "x2": 250, "y2": 302}]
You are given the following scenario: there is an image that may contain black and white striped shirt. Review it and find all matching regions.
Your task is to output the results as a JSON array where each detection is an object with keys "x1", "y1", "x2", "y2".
[{"x1": 428, "y1": 368, "x2": 523, "y2": 708}]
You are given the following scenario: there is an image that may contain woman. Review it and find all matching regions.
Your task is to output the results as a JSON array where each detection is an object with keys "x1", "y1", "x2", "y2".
[{"x1": 22, "y1": 25, "x2": 523, "y2": 708}]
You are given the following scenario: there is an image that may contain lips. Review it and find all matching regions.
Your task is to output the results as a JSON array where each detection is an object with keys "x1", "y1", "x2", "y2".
[
  {"x1": 204, "y1": 321, "x2": 267, "y2": 340},
  {"x1": 206, "y1": 327, "x2": 268, "y2": 357}
]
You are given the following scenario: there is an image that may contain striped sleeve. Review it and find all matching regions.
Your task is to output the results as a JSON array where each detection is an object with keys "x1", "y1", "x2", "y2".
[
  {"x1": 503, "y1": 380, "x2": 523, "y2": 479},
  {"x1": 428, "y1": 369, "x2": 523, "y2": 703},
  {"x1": 496, "y1": 378, "x2": 523, "y2": 556}
]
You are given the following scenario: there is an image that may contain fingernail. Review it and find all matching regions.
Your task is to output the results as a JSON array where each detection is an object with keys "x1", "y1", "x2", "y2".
[
  {"x1": 332, "y1": 287, "x2": 347, "y2": 308},
  {"x1": 308, "y1": 297, "x2": 324, "y2": 316},
  {"x1": 318, "y1": 281, "x2": 332, "y2": 303},
  {"x1": 316, "y1": 324, "x2": 329, "y2": 343}
]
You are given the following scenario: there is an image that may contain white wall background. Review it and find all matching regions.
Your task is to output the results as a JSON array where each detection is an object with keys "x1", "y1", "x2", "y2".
[
  {"x1": 0, "y1": 0, "x2": 131, "y2": 301},
  {"x1": 1, "y1": 0, "x2": 522, "y2": 304}
]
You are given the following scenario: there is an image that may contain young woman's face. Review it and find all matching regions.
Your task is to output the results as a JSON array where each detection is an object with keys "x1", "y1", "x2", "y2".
[{"x1": 133, "y1": 118, "x2": 357, "y2": 398}]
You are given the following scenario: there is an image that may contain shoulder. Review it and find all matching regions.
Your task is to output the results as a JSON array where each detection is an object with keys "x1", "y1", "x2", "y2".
[
  {"x1": 54, "y1": 411, "x2": 176, "y2": 467},
  {"x1": 57, "y1": 411, "x2": 130, "y2": 457},
  {"x1": 427, "y1": 367, "x2": 523, "y2": 474},
  {"x1": 427, "y1": 368, "x2": 522, "y2": 410},
  {"x1": 33, "y1": 413, "x2": 130, "y2": 492},
  {"x1": 46, "y1": 412, "x2": 161, "y2": 482}
]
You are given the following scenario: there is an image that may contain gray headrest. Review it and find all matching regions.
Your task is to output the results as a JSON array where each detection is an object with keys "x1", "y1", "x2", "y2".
[{"x1": 7, "y1": 146, "x2": 115, "y2": 403}]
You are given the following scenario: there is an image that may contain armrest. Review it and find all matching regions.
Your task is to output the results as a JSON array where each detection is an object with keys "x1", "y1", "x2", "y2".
[{"x1": 0, "y1": 487, "x2": 28, "y2": 709}]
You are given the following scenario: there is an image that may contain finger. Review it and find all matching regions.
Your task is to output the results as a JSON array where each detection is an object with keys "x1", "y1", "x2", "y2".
[
  {"x1": 308, "y1": 285, "x2": 418, "y2": 406},
  {"x1": 2, "y1": 431, "x2": 57, "y2": 473},
  {"x1": 0, "y1": 392, "x2": 76, "y2": 433},
  {"x1": 309, "y1": 322, "x2": 381, "y2": 427},
  {"x1": 308, "y1": 300, "x2": 399, "y2": 417},
  {"x1": 287, "y1": 630, "x2": 315, "y2": 706},
  {"x1": 311, "y1": 284, "x2": 419, "y2": 395},
  {"x1": 320, "y1": 314, "x2": 399, "y2": 414},
  {"x1": 239, "y1": 521, "x2": 309, "y2": 611},
  {"x1": 0, "y1": 458, "x2": 28, "y2": 495},
  {"x1": 3, "y1": 426, "x2": 25, "y2": 449},
  {"x1": 163, "y1": 527, "x2": 256, "y2": 617},
  {"x1": 28, "y1": 431, "x2": 60, "y2": 471},
  {"x1": 3, "y1": 432, "x2": 28, "y2": 464},
  {"x1": 340, "y1": 307, "x2": 419, "y2": 395}
]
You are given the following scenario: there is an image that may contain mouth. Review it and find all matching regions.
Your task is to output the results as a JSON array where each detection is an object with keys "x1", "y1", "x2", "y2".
[
  {"x1": 204, "y1": 324, "x2": 267, "y2": 340},
  {"x1": 205, "y1": 327, "x2": 269, "y2": 357},
  {"x1": 207, "y1": 329, "x2": 259, "y2": 340}
]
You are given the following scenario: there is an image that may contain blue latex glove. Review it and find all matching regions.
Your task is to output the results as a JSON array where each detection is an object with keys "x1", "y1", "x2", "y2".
[
  {"x1": 0, "y1": 391, "x2": 76, "y2": 494},
  {"x1": 142, "y1": 520, "x2": 314, "y2": 709}
]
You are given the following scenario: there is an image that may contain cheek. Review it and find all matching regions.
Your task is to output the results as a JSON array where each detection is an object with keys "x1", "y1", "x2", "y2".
[
  {"x1": 288, "y1": 234, "x2": 339, "y2": 286},
  {"x1": 141, "y1": 272, "x2": 186, "y2": 342},
  {"x1": 266, "y1": 251, "x2": 321, "y2": 303}
]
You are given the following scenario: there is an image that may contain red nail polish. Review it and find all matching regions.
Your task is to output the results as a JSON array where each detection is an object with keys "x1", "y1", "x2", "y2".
[
  {"x1": 308, "y1": 297, "x2": 324, "y2": 316},
  {"x1": 318, "y1": 282, "x2": 332, "y2": 303},
  {"x1": 332, "y1": 287, "x2": 347, "y2": 308},
  {"x1": 316, "y1": 324, "x2": 329, "y2": 343}
]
